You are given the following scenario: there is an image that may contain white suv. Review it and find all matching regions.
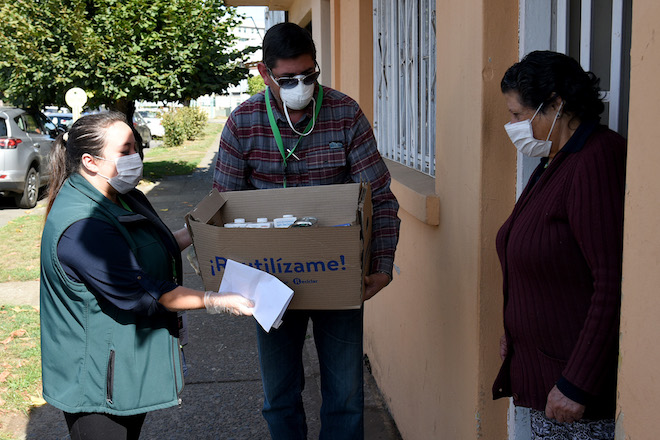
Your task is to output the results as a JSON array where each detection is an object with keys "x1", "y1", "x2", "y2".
[
  {"x1": 136, "y1": 109, "x2": 164, "y2": 138},
  {"x1": 0, "y1": 107, "x2": 59, "y2": 208}
]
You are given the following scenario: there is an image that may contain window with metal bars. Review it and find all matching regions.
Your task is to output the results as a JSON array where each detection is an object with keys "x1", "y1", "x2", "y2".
[{"x1": 373, "y1": 0, "x2": 437, "y2": 177}]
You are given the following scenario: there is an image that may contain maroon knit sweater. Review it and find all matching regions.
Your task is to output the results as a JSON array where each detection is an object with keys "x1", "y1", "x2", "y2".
[{"x1": 492, "y1": 121, "x2": 626, "y2": 419}]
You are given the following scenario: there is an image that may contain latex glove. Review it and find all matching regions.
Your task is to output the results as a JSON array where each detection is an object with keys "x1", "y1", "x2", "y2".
[{"x1": 204, "y1": 291, "x2": 254, "y2": 316}]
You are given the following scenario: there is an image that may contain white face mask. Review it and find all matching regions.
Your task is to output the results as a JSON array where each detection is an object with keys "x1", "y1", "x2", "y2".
[
  {"x1": 504, "y1": 101, "x2": 564, "y2": 158},
  {"x1": 279, "y1": 80, "x2": 315, "y2": 111},
  {"x1": 270, "y1": 82, "x2": 318, "y2": 137},
  {"x1": 94, "y1": 153, "x2": 143, "y2": 194}
]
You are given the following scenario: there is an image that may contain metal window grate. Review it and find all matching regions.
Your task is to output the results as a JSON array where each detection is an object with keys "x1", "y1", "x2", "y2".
[
  {"x1": 554, "y1": 0, "x2": 628, "y2": 133},
  {"x1": 373, "y1": 0, "x2": 437, "y2": 176}
]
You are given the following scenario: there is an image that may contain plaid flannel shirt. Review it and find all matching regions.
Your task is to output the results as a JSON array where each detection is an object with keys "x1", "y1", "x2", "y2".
[{"x1": 213, "y1": 85, "x2": 400, "y2": 276}]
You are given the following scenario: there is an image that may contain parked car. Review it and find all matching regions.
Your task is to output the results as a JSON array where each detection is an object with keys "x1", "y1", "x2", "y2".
[
  {"x1": 45, "y1": 112, "x2": 74, "y2": 131},
  {"x1": 133, "y1": 112, "x2": 152, "y2": 149},
  {"x1": 0, "y1": 107, "x2": 59, "y2": 208},
  {"x1": 136, "y1": 109, "x2": 164, "y2": 138}
]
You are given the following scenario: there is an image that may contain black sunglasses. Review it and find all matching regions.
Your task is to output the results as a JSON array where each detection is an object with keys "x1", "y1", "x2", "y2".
[{"x1": 268, "y1": 68, "x2": 320, "y2": 90}]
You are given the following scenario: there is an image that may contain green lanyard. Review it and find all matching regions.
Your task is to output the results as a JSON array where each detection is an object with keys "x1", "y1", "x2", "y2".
[
  {"x1": 118, "y1": 196, "x2": 132, "y2": 212},
  {"x1": 265, "y1": 86, "x2": 323, "y2": 187}
]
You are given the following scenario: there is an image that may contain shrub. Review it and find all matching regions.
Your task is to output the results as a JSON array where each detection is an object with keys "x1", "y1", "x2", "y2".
[
  {"x1": 161, "y1": 111, "x2": 186, "y2": 147},
  {"x1": 180, "y1": 106, "x2": 208, "y2": 141},
  {"x1": 161, "y1": 106, "x2": 208, "y2": 147}
]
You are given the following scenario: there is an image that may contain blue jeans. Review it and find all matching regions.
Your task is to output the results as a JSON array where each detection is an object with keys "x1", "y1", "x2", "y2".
[{"x1": 256, "y1": 308, "x2": 364, "y2": 440}]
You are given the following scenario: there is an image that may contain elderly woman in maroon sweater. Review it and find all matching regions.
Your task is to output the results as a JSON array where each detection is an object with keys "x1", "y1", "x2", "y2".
[{"x1": 492, "y1": 51, "x2": 626, "y2": 439}]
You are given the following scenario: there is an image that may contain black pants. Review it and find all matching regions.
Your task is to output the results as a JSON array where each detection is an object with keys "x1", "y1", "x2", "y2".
[{"x1": 64, "y1": 412, "x2": 147, "y2": 440}]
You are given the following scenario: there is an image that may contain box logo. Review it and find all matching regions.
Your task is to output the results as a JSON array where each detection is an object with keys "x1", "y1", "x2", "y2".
[{"x1": 208, "y1": 255, "x2": 348, "y2": 277}]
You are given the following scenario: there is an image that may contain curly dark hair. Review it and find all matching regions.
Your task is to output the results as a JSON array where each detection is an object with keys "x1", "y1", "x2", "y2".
[{"x1": 501, "y1": 51, "x2": 604, "y2": 122}]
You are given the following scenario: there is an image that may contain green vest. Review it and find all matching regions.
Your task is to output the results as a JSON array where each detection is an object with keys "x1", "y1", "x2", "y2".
[{"x1": 40, "y1": 173, "x2": 184, "y2": 415}]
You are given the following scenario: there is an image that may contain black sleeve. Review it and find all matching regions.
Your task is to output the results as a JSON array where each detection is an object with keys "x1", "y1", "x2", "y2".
[{"x1": 57, "y1": 218, "x2": 179, "y2": 316}]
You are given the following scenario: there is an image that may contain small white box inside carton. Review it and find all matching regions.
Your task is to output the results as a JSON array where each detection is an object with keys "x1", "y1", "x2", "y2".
[{"x1": 186, "y1": 183, "x2": 372, "y2": 310}]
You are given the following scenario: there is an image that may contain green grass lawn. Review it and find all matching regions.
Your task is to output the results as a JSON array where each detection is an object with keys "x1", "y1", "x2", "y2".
[
  {"x1": 0, "y1": 305, "x2": 43, "y2": 440},
  {"x1": 0, "y1": 215, "x2": 43, "y2": 283},
  {"x1": 0, "y1": 306, "x2": 42, "y2": 412},
  {"x1": 142, "y1": 120, "x2": 224, "y2": 180}
]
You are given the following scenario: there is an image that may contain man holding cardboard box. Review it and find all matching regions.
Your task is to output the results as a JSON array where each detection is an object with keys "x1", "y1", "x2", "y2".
[{"x1": 212, "y1": 22, "x2": 400, "y2": 440}]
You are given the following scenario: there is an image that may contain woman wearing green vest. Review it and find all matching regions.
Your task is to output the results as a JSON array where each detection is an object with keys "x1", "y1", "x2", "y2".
[{"x1": 40, "y1": 112, "x2": 253, "y2": 440}]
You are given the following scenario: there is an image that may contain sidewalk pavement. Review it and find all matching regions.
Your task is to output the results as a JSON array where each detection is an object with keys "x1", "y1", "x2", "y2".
[{"x1": 0, "y1": 139, "x2": 402, "y2": 439}]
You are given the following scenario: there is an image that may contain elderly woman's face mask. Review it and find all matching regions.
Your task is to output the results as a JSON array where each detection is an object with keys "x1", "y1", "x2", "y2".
[{"x1": 504, "y1": 101, "x2": 564, "y2": 157}]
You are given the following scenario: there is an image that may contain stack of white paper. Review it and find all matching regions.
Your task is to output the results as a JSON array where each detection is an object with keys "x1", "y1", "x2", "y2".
[{"x1": 218, "y1": 259, "x2": 294, "y2": 332}]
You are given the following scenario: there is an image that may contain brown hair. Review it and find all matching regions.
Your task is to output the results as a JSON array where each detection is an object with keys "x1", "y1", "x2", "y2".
[{"x1": 45, "y1": 112, "x2": 128, "y2": 216}]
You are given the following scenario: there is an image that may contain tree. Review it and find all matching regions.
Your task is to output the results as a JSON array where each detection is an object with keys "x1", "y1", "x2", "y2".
[
  {"x1": 247, "y1": 74, "x2": 265, "y2": 96},
  {"x1": 0, "y1": 0, "x2": 253, "y2": 122}
]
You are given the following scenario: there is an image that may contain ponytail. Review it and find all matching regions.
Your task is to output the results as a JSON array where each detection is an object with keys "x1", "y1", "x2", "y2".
[{"x1": 45, "y1": 133, "x2": 70, "y2": 217}]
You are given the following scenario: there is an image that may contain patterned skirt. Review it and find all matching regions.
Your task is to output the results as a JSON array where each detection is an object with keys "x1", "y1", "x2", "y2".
[{"x1": 530, "y1": 409, "x2": 614, "y2": 440}]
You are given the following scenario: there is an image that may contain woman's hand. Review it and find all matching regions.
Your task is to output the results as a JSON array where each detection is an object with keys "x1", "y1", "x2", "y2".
[
  {"x1": 499, "y1": 334, "x2": 508, "y2": 361},
  {"x1": 545, "y1": 385, "x2": 585, "y2": 423},
  {"x1": 204, "y1": 291, "x2": 254, "y2": 316},
  {"x1": 160, "y1": 287, "x2": 253, "y2": 314}
]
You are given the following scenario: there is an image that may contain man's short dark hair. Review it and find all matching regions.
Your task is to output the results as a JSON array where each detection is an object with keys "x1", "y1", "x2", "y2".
[{"x1": 262, "y1": 22, "x2": 317, "y2": 70}]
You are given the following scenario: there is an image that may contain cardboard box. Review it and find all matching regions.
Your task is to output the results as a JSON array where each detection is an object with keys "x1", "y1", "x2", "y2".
[{"x1": 186, "y1": 183, "x2": 372, "y2": 310}]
